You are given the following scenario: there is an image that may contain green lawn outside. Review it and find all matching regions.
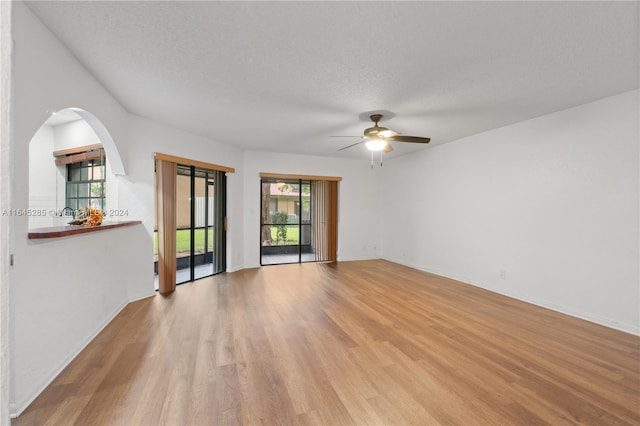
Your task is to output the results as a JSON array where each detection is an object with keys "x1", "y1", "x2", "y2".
[
  {"x1": 154, "y1": 228, "x2": 214, "y2": 255},
  {"x1": 268, "y1": 226, "x2": 299, "y2": 245},
  {"x1": 153, "y1": 226, "x2": 301, "y2": 255}
]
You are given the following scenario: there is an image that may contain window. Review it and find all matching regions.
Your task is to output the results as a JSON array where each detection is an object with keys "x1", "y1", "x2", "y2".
[
  {"x1": 53, "y1": 144, "x2": 106, "y2": 213},
  {"x1": 65, "y1": 156, "x2": 106, "y2": 212}
]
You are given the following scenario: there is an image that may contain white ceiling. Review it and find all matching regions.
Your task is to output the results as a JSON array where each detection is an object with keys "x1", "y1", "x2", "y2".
[{"x1": 26, "y1": 1, "x2": 639, "y2": 160}]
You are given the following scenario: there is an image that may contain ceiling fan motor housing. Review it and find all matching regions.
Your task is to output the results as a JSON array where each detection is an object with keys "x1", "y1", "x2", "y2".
[{"x1": 364, "y1": 114, "x2": 389, "y2": 138}]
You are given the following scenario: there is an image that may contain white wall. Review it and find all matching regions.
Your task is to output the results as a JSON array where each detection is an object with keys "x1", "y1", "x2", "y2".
[
  {"x1": 52, "y1": 119, "x2": 99, "y2": 151},
  {"x1": 27, "y1": 125, "x2": 56, "y2": 228},
  {"x1": 122, "y1": 114, "x2": 245, "y2": 273},
  {"x1": 12, "y1": 226, "x2": 149, "y2": 412},
  {"x1": 11, "y1": 2, "x2": 147, "y2": 416},
  {"x1": 1, "y1": 0, "x2": 13, "y2": 422},
  {"x1": 381, "y1": 90, "x2": 640, "y2": 335},
  {"x1": 243, "y1": 151, "x2": 382, "y2": 268}
]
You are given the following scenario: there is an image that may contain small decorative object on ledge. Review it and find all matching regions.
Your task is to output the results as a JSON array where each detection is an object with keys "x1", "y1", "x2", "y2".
[{"x1": 68, "y1": 207, "x2": 104, "y2": 227}]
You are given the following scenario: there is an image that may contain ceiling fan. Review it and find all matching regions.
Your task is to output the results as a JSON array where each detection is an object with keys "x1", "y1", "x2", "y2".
[{"x1": 335, "y1": 114, "x2": 431, "y2": 153}]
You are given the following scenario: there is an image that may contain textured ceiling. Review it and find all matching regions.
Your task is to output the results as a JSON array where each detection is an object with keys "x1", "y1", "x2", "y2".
[{"x1": 26, "y1": 1, "x2": 639, "y2": 160}]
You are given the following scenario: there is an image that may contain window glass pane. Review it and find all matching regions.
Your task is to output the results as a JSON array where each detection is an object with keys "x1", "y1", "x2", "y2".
[
  {"x1": 78, "y1": 199, "x2": 89, "y2": 209},
  {"x1": 67, "y1": 183, "x2": 76, "y2": 197},
  {"x1": 68, "y1": 199, "x2": 77, "y2": 210},
  {"x1": 301, "y1": 182, "x2": 311, "y2": 223},
  {"x1": 78, "y1": 183, "x2": 89, "y2": 197},
  {"x1": 90, "y1": 182, "x2": 103, "y2": 197},
  {"x1": 80, "y1": 167, "x2": 88, "y2": 181},
  {"x1": 92, "y1": 165, "x2": 103, "y2": 180},
  {"x1": 194, "y1": 228, "x2": 205, "y2": 254},
  {"x1": 70, "y1": 167, "x2": 81, "y2": 181},
  {"x1": 301, "y1": 224, "x2": 311, "y2": 245}
]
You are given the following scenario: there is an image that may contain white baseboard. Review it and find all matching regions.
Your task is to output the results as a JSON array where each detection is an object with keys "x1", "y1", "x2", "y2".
[
  {"x1": 337, "y1": 256, "x2": 379, "y2": 262},
  {"x1": 382, "y1": 257, "x2": 640, "y2": 337},
  {"x1": 12, "y1": 298, "x2": 129, "y2": 417},
  {"x1": 128, "y1": 290, "x2": 156, "y2": 303},
  {"x1": 465, "y1": 280, "x2": 640, "y2": 336}
]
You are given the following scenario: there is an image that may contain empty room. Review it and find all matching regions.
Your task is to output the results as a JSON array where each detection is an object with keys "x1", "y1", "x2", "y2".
[{"x1": 0, "y1": 1, "x2": 638, "y2": 424}]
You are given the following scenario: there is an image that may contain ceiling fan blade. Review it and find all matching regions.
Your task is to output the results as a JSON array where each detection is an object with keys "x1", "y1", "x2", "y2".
[
  {"x1": 385, "y1": 135, "x2": 431, "y2": 144},
  {"x1": 383, "y1": 143, "x2": 394, "y2": 153},
  {"x1": 337, "y1": 140, "x2": 365, "y2": 151}
]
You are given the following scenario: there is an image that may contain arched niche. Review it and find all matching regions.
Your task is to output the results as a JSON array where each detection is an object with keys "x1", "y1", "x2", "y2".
[
  {"x1": 70, "y1": 108, "x2": 125, "y2": 175},
  {"x1": 28, "y1": 107, "x2": 125, "y2": 229}
]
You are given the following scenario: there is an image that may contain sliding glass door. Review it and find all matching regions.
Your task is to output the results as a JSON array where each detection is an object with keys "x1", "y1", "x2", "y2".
[
  {"x1": 155, "y1": 153, "x2": 234, "y2": 294},
  {"x1": 260, "y1": 177, "x2": 336, "y2": 265},
  {"x1": 168, "y1": 165, "x2": 226, "y2": 285}
]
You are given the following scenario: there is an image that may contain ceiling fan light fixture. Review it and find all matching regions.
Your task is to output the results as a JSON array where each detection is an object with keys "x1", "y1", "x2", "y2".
[
  {"x1": 335, "y1": 113, "x2": 430, "y2": 157},
  {"x1": 365, "y1": 138, "x2": 387, "y2": 151},
  {"x1": 378, "y1": 129, "x2": 397, "y2": 138}
]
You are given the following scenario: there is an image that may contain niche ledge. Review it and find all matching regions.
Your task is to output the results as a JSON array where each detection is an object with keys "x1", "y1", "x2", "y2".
[{"x1": 28, "y1": 220, "x2": 142, "y2": 239}]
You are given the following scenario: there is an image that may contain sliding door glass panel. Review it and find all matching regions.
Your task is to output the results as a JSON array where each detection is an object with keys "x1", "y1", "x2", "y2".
[
  {"x1": 300, "y1": 181, "x2": 313, "y2": 262},
  {"x1": 179, "y1": 166, "x2": 226, "y2": 283},
  {"x1": 261, "y1": 179, "x2": 316, "y2": 265},
  {"x1": 195, "y1": 171, "x2": 218, "y2": 280},
  {"x1": 193, "y1": 172, "x2": 210, "y2": 280},
  {"x1": 261, "y1": 179, "x2": 297, "y2": 265},
  {"x1": 176, "y1": 167, "x2": 192, "y2": 284},
  {"x1": 212, "y1": 171, "x2": 226, "y2": 274}
]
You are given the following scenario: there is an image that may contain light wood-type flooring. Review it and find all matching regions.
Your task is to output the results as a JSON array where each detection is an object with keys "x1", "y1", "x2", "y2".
[{"x1": 13, "y1": 260, "x2": 640, "y2": 425}]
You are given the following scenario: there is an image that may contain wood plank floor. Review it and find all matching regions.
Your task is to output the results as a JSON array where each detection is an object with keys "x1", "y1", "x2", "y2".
[{"x1": 13, "y1": 260, "x2": 640, "y2": 425}]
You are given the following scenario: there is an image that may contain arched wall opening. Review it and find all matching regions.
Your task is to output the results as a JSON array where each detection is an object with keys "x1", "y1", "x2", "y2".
[{"x1": 27, "y1": 107, "x2": 125, "y2": 229}]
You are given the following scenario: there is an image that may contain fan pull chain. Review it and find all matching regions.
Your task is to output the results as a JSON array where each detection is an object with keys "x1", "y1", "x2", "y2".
[
  {"x1": 370, "y1": 152, "x2": 374, "y2": 169},
  {"x1": 380, "y1": 151, "x2": 383, "y2": 167}
]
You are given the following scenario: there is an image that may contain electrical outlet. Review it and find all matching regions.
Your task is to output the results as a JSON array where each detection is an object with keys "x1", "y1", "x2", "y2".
[{"x1": 499, "y1": 270, "x2": 506, "y2": 280}]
